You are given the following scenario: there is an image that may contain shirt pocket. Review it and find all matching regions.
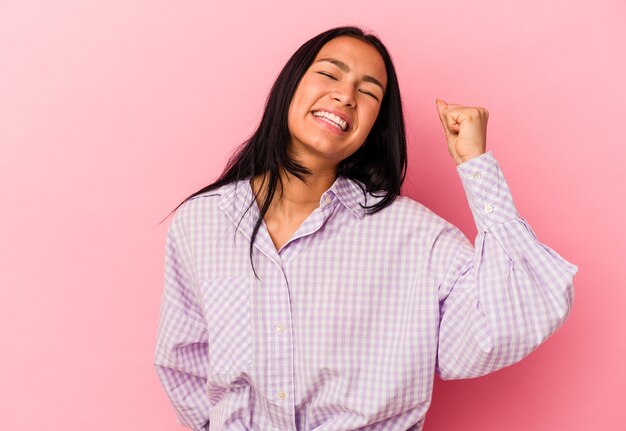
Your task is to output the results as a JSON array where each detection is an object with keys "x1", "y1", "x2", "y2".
[{"x1": 203, "y1": 275, "x2": 252, "y2": 374}]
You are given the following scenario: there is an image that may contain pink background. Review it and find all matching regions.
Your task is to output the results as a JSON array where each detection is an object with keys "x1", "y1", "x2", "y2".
[{"x1": 1, "y1": 1, "x2": 624, "y2": 430}]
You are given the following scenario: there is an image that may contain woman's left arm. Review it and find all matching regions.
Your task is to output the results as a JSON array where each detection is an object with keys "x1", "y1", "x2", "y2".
[
  {"x1": 434, "y1": 150, "x2": 578, "y2": 379},
  {"x1": 432, "y1": 100, "x2": 578, "y2": 379}
]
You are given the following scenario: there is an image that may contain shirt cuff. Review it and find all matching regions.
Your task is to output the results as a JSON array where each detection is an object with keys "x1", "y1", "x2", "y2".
[{"x1": 456, "y1": 151, "x2": 520, "y2": 232}]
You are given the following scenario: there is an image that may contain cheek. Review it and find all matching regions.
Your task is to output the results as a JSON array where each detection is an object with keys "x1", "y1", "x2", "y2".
[
  {"x1": 288, "y1": 89, "x2": 308, "y2": 120},
  {"x1": 287, "y1": 99, "x2": 304, "y2": 128},
  {"x1": 294, "y1": 76, "x2": 324, "y2": 105},
  {"x1": 361, "y1": 107, "x2": 381, "y2": 132}
]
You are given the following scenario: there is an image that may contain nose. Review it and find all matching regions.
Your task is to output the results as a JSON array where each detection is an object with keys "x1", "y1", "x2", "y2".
[{"x1": 331, "y1": 82, "x2": 356, "y2": 108}]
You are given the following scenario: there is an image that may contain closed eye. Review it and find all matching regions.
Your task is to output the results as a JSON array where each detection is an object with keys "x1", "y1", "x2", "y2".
[
  {"x1": 359, "y1": 89, "x2": 379, "y2": 101},
  {"x1": 317, "y1": 71, "x2": 337, "y2": 80},
  {"x1": 317, "y1": 71, "x2": 380, "y2": 102}
]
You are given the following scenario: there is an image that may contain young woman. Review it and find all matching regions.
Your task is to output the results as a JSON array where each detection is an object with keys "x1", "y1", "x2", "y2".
[{"x1": 154, "y1": 26, "x2": 578, "y2": 431}]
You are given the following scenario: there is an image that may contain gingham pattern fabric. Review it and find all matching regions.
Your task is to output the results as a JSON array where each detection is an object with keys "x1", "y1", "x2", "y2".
[{"x1": 154, "y1": 151, "x2": 578, "y2": 431}]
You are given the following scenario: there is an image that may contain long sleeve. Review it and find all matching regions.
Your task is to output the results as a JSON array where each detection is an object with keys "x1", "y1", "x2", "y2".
[
  {"x1": 434, "y1": 151, "x2": 579, "y2": 380},
  {"x1": 154, "y1": 211, "x2": 210, "y2": 430}
]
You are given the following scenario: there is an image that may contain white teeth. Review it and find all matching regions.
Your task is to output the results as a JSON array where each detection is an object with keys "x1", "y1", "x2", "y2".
[
  {"x1": 318, "y1": 117, "x2": 342, "y2": 130},
  {"x1": 313, "y1": 111, "x2": 348, "y2": 131}
]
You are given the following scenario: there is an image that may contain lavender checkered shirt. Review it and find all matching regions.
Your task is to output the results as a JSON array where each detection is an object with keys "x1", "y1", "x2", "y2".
[{"x1": 154, "y1": 151, "x2": 578, "y2": 430}]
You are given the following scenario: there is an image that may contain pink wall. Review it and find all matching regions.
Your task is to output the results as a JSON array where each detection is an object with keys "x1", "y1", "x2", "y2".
[{"x1": 1, "y1": 1, "x2": 623, "y2": 430}]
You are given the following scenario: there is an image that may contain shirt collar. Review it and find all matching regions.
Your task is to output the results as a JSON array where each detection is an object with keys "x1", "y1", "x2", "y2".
[
  {"x1": 218, "y1": 175, "x2": 375, "y2": 223},
  {"x1": 321, "y1": 175, "x2": 369, "y2": 220}
]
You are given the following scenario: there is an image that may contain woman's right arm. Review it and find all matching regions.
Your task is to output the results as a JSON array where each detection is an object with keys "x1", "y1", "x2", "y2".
[{"x1": 154, "y1": 213, "x2": 210, "y2": 431}]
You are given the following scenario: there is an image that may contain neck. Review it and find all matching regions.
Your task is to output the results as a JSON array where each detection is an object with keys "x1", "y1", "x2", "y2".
[{"x1": 251, "y1": 166, "x2": 337, "y2": 221}]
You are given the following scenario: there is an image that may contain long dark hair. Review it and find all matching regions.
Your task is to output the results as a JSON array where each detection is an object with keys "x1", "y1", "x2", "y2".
[{"x1": 160, "y1": 26, "x2": 407, "y2": 278}]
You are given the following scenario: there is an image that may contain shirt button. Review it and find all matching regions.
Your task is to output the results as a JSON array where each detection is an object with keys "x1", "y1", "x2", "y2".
[
  {"x1": 484, "y1": 204, "x2": 494, "y2": 213},
  {"x1": 278, "y1": 391, "x2": 286, "y2": 400},
  {"x1": 472, "y1": 172, "x2": 481, "y2": 180},
  {"x1": 323, "y1": 195, "x2": 331, "y2": 206},
  {"x1": 275, "y1": 324, "x2": 284, "y2": 333}
]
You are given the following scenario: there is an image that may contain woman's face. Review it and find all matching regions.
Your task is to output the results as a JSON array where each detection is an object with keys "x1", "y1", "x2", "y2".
[{"x1": 287, "y1": 36, "x2": 387, "y2": 171}]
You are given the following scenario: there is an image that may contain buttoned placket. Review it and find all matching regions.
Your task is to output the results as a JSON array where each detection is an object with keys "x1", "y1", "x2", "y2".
[
  {"x1": 221, "y1": 181, "x2": 343, "y2": 429},
  {"x1": 261, "y1": 193, "x2": 339, "y2": 428},
  {"x1": 266, "y1": 262, "x2": 295, "y2": 428}
]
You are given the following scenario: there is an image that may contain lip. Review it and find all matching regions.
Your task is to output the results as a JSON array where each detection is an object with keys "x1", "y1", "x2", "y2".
[{"x1": 311, "y1": 108, "x2": 352, "y2": 132}]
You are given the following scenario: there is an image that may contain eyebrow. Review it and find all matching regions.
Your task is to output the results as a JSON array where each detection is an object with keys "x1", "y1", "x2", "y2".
[{"x1": 314, "y1": 57, "x2": 386, "y2": 93}]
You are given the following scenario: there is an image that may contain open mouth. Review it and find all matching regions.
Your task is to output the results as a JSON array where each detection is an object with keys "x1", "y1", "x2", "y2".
[{"x1": 312, "y1": 110, "x2": 349, "y2": 132}]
